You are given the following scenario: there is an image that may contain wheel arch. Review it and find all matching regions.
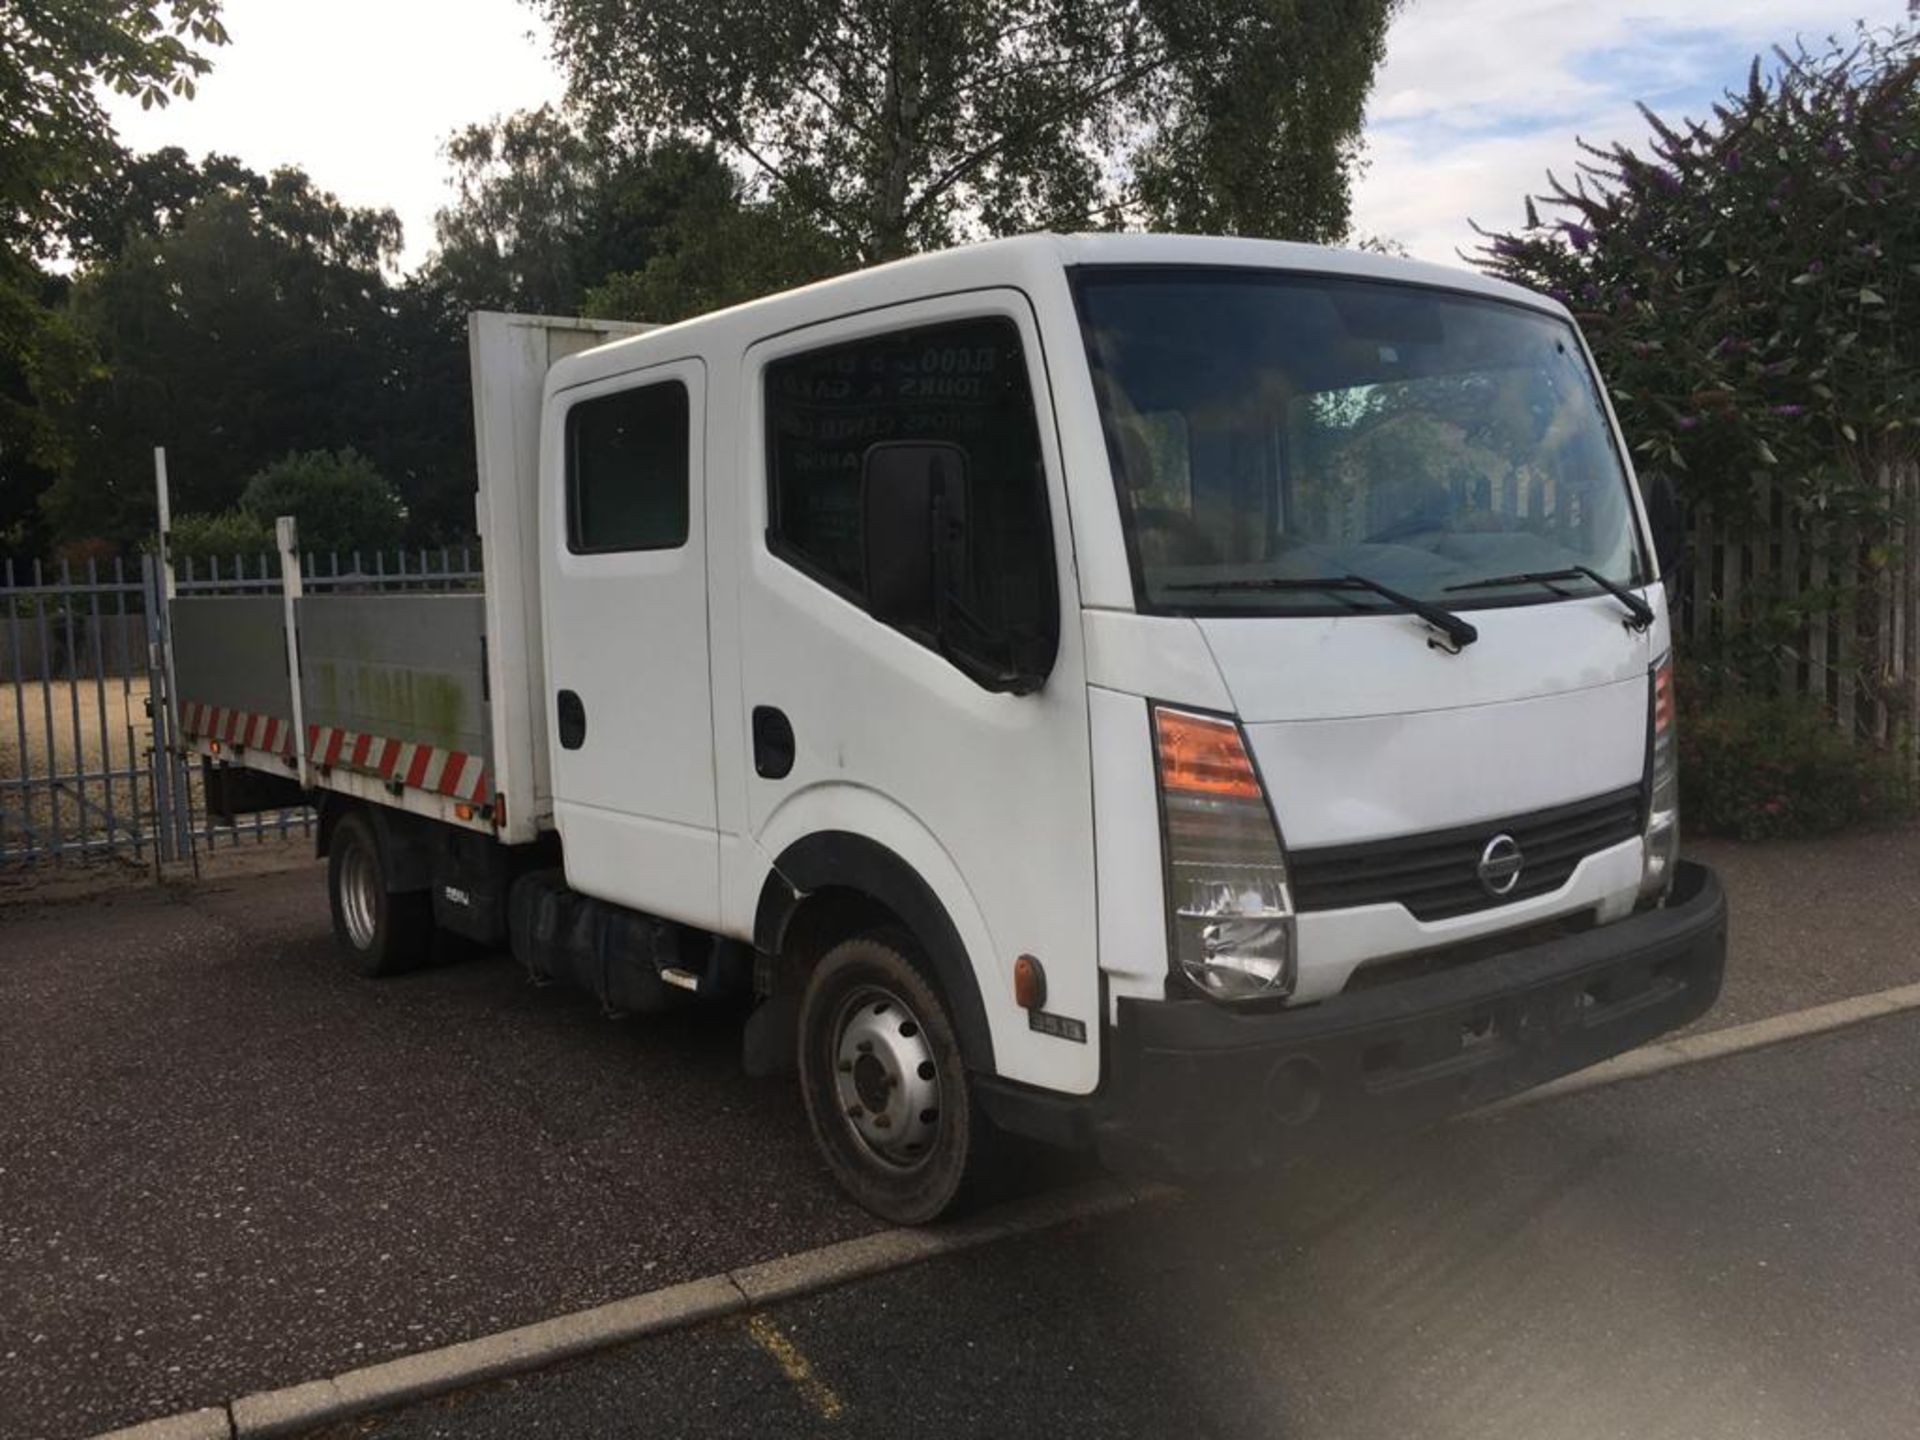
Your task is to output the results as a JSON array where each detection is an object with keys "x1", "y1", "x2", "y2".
[
  {"x1": 754, "y1": 831, "x2": 997, "y2": 1076},
  {"x1": 315, "y1": 795, "x2": 432, "y2": 892}
]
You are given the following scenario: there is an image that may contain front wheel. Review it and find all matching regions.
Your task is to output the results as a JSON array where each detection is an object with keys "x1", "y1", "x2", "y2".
[
  {"x1": 327, "y1": 810, "x2": 433, "y2": 977},
  {"x1": 798, "y1": 934, "x2": 997, "y2": 1224}
]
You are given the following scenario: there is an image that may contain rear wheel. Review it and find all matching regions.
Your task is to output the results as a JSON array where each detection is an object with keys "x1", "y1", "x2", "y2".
[
  {"x1": 327, "y1": 810, "x2": 433, "y2": 977},
  {"x1": 798, "y1": 933, "x2": 997, "y2": 1224}
]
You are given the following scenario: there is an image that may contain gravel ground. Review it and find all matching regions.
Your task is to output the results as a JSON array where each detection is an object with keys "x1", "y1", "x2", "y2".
[{"x1": 0, "y1": 869, "x2": 877, "y2": 1439}]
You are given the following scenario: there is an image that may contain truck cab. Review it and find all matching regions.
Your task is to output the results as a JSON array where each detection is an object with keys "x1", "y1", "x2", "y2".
[{"x1": 531, "y1": 234, "x2": 1725, "y2": 1219}]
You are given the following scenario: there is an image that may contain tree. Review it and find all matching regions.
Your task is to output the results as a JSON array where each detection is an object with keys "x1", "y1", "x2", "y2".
[
  {"x1": 238, "y1": 448, "x2": 406, "y2": 555},
  {"x1": 536, "y1": 0, "x2": 1401, "y2": 262},
  {"x1": 2, "y1": 3, "x2": 228, "y2": 530},
  {"x1": 38, "y1": 158, "x2": 405, "y2": 542},
  {"x1": 581, "y1": 198, "x2": 846, "y2": 323},
  {"x1": 166, "y1": 449, "x2": 409, "y2": 562},
  {"x1": 2, "y1": 0, "x2": 227, "y2": 253},
  {"x1": 376, "y1": 275, "x2": 483, "y2": 544},
  {"x1": 163, "y1": 506, "x2": 271, "y2": 563},
  {"x1": 427, "y1": 107, "x2": 609, "y2": 315},
  {"x1": 60, "y1": 144, "x2": 261, "y2": 264},
  {"x1": 424, "y1": 108, "x2": 848, "y2": 319}
]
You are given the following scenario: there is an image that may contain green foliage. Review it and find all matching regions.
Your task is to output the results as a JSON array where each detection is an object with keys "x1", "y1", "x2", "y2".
[
  {"x1": 581, "y1": 195, "x2": 848, "y2": 324},
  {"x1": 1, "y1": 1, "x2": 228, "y2": 257},
  {"x1": 60, "y1": 145, "x2": 261, "y2": 263},
  {"x1": 237, "y1": 449, "x2": 406, "y2": 556},
  {"x1": 1677, "y1": 670, "x2": 1915, "y2": 839},
  {"x1": 33, "y1": 158, "x2": 424, "y2": 542},
  {"x1": 167, "y1": 448, "x2": 409, "y2": 562},
  {"x1": 426, "y1": 111, "x2": 848, "y2": 319},
  {"x1": 428, "y1": 106, "x2": 616, "y2": 314},
  {"x1": 1, "y1": 4, "x2": 228, "y2": 540},
  {"x1": 536, "y1": 0, "x2": 1401, "y2": 261},
  {"x1": 165, "y1": 506, "x2": 271, "y2": 562},
  {"x1": 1476, "y1": 26, "x2": 1918, "y2": 524}
]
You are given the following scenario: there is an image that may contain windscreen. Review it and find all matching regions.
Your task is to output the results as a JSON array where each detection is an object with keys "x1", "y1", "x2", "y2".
[{"x1": 1074, "y1": 268, "x2": 1644, "y2": 615}]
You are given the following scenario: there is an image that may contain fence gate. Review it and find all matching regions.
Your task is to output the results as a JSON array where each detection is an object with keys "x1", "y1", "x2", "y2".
[
  {"x1": 1, "y1": 555, "x2": 168, "y2": 867},
  {"x1": 2, "y1": 546, "x2": 481, "y2": 871}
]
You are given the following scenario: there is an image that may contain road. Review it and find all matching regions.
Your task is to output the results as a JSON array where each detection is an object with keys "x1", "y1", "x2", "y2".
[
  {"x1": 2, "y1": 831, "x2": 1918, "y2": 1438},
  {"x1": 341, "y1": 1009, "x2": 1920, "y2": 1440}
]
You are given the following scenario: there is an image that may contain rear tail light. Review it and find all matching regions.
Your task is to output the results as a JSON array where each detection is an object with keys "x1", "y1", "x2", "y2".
[
  {"x1": 1641, "y1": 656, "x2": 1680, "y2": 901},
  {"x1": 1152, "y1": 706, "x2": 1295, "y2": 1002}
]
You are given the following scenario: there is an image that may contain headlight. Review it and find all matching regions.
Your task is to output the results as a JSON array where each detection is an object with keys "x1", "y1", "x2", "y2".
[
  {"x1": 1640, "y1": 655, "x2": 1680, "y2": 901},
  {"x1": 1152, "y1": 706, "x2": 1296, "y2": 1001}
]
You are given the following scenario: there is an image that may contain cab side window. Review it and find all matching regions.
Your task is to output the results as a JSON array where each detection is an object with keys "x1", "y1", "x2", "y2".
[
  {"x1": 566, "y1": 380, "x2": 690, "y2": 553},
  {"x1": 764, "y1": 316, "x2": 1057, "y2": 684}
]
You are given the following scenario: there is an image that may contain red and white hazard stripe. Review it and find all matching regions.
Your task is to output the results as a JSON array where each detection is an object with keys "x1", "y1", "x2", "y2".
[
  {"x1": 305, "y1": 723, "x2": 490, "y2": 805},
  {"x1": 177, "y1": 701, "x2": 296, "y2": 757},
  {"x1": 179, "y1": 699, "x2": 491, "y2": 808}
]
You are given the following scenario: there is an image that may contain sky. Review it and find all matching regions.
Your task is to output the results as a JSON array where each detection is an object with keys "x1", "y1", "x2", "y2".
[
  {"x1": 1353, "y1": 0, "x2": 1915, "y2": 264},
  {"x1": 102, "y1": 0, "x2": 564, "y2": 269},
  {"x1": 103, "y1": 0, "x2": 1915, "y2": 274}
]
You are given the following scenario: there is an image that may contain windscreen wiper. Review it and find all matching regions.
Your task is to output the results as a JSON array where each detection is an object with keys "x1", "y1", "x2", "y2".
[
  {"x1": 1168, "y1": 574, "x2": 1479, "y2": 653},
  {"x1": 1443, "y1": 566, "x2": 1653, "y2": 631}
]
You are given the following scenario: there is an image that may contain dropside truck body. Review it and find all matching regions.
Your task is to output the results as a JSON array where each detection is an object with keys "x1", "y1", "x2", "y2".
[{"x1": 169, "y1": 235, "x2": 1727, "y2": 1222}]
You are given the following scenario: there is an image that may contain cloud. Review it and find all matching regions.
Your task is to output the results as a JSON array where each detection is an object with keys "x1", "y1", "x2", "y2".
[{"x1": 1352, "y1": 0, "x2": 1912, "y2": 267}]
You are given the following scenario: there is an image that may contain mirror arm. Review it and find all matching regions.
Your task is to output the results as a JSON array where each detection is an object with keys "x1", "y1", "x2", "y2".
[
  {"x1": 936, "y1": 637, "x2": 1039, "y2": 695},
  {"x1": 929, "y1": 489, "x2": 952, "y2": 637}
]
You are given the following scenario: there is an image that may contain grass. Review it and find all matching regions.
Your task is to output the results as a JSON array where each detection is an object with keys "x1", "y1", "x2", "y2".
[
  {"x1": 3, "y1": 676, "x2": 318, "y2": 866},
  {"x1": 0, "y1": 676, "x2": 157, "y2": 859}
]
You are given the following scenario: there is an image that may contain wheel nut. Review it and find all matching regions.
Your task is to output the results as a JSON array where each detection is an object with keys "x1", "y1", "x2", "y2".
[{"x1": 873, "y1": 1114, "x2": 892, "y2": 1129}]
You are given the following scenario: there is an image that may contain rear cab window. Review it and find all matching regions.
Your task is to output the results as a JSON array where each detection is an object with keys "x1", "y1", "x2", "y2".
[{"x1": 565, "y1": 380, "x2": 691, "y2": 554}]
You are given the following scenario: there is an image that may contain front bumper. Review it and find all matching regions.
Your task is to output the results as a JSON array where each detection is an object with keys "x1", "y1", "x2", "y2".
[{"x1": 1092, "y1": 860, "x2": 1726, "y2": 1177}]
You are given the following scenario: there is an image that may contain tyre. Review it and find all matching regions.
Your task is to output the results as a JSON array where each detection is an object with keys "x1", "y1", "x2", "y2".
[
  {"x1": 798, "y1": 932, "x2": 998, "y2": 1224},
  {"x1": 327, "y1": 810, "x2": 434, "y2": 978}
]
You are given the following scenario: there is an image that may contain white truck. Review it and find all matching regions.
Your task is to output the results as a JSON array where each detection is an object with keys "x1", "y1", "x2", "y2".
[{"x1": 168, "y1": 234, "x2": 1727, "y2": 1223}]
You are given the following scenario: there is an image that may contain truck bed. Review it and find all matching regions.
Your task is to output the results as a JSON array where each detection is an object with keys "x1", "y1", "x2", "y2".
[{"x1": 173, "y1": 591, "x2": 495, "y2": 832}]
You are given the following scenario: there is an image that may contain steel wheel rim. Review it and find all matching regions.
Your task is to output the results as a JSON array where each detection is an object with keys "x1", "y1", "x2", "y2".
[
  {"x1": 830, "y1": 985, "x2": 942, "y2": 1170},
  {"x1": 339, "y1": 839, "x2": 379, "y2": 951}
]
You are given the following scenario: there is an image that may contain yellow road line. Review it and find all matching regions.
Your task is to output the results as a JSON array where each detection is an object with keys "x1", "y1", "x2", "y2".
[{"x1": 746, "y1": 1312, "x2": 846, "y2": 1422}]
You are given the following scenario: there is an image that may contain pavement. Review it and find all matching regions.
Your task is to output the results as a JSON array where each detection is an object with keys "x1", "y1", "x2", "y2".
[
  {"x1": 1, "y1": 824, "x2": 1917, "y2": 1439},
  {"x1": 334, "y1": 1008, "x2": 1920, "y2": 1440},
  {"x1": 1682, "y1": 825, "x2": 1920, "y2": 1030}
]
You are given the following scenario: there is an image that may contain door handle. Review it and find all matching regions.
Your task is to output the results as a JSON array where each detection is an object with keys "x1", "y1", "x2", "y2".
[
  {"x1": 557, "y1": 690, "x2": 587, "y2": 749},
  {"x1": 752, "y1": 706, "x2": 794, "y2": 779}
]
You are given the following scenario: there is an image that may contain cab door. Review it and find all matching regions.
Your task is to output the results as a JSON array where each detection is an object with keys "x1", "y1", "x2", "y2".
[
  {"x1": 543, "y1": 358, "x2": 719, "y2": 928},
  {"x1": 735, "y1": 294, "x2": 1099, "y2": 1094}
]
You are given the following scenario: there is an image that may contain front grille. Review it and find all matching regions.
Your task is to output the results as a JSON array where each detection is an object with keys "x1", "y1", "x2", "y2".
[{"x1": 1289, "y1": 785, "x2": 1643, "y2": 922}]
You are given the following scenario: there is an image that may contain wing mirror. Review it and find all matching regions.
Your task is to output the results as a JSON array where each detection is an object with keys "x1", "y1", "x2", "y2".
[
  {"x1": 1643, "y1": 472, "x2": 1685, "y2": 580},
  {"x1": 862, "y1": 441, "x2": 968, "y2": 634},
  {"x1": 861, "y1": 441, "x2": 1047, "y2": 694}
]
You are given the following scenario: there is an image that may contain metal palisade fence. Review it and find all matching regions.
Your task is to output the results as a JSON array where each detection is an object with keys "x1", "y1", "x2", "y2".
[{"x1": 0, "y1": 546, "x2": 480, "y2": 869}]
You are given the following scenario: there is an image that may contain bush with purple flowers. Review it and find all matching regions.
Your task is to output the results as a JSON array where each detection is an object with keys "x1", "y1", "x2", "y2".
[{"x1": 1474, "y1": 24, "x2": 1915, "y2": 528}]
